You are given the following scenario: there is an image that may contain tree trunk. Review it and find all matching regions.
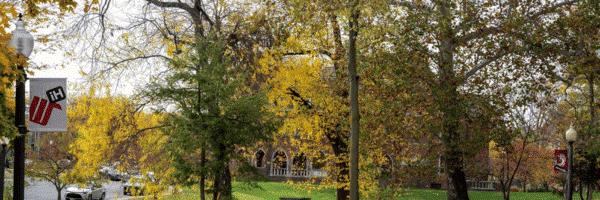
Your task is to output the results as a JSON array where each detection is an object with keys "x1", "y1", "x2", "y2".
[
  {"x1": 57, "y1": 188, "x2": 61, "y2": 200},
  {"x1": 201, "y1": 149, "x2": 206, "y2": 200},
  {"x1": 523, "y1": 177, "x2": 526, "y2": 192},
  {"x1": 437, "y1": 1, "x2": 469, "y2": 198},
  {"x1": 212, "y1": 142, "x2": 232, "y2": 200},
  {"x1": 439, "y1": 83, "x2": 470, "y2": 200},
  {"x1": 586, "y1": 73, "x2": 595, "y2": 200},
  {"x1": 439, "y1": 77, "x2": 469, "y2": 200},
  {"x1": 501, "y1": 169, "x2": 510, "y2": 200},
  {"x1": 579, "y1": 183, "x2": 583, "y2": 200},
  {"x1": 213, "y1": 171, "x2": 220, "y2": 200},
  {"x1": 222, "y1": 163, "x2": 232, "y2": 198},
  {"x1": 445, "y1": 149, "x2": 469, "y2": 200},
  {"x1": 328, "y1": 131, "x2": 350, "y2": 200},
  {"x1": 586, "y1": 184, "x2": 593, "y2": 200},
  {"x1": 212, "y1": 144, "x2": 222, "y2": 200},
  {"x1": 589, "y1": 73, "x2": 595, "y2": 123},
  {"x1": 336, "y1": 157, "x2": 350, "y2": 200},
  {"x1": 347, "y1": 0, "x2": 360, "y2": 199}
]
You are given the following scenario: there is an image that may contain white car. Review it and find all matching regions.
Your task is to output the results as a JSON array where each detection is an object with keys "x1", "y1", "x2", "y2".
[
  {"x1": 65, "y1": 182, "x2": 106, "y2": 200},
  {"x1": 123, "y1": 172, "x2": 155, "y2": 196}
]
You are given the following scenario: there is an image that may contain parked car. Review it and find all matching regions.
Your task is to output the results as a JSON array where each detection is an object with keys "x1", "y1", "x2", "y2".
[
  {"x1": 65, "y1": 182, "x2": 106, "y2": 200},
  {"x1": 99, "y1": 162, "x2": 128, "y2": 181},
  {"x1": 106, "y1": 168, "x2": 128, "y2": 181},
  {"x1": 123, "y1": 171, "x2": 155, "y2": 196}
]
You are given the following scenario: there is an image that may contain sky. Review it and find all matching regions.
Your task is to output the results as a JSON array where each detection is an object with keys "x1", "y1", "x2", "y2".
[
  {"x1": 6, "y1": 0, "x2": 138, "y2": 96},
  {"x1": 31, "y1": 52, "x2": 80, "y2": 79},
  {"x1": 4, "y1": 7, "x2": 83, "y2": 95}
]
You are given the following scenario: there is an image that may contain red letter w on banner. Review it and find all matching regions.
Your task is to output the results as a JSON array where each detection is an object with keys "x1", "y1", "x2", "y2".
[{"x1": 29, "y1": 96, "x2": 62, "y2": 126}]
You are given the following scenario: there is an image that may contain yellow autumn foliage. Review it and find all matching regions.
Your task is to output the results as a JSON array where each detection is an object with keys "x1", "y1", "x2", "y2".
[
  {"x1": 258, "y1": 34, "x2": 405, "y2": 199},
  {"x1": 66, "y1": 86, "x2": 174, "y2": 198}
]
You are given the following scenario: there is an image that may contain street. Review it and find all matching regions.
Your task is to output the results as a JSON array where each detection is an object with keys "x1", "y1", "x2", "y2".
[{"x1": 25, "y1": 178, "x2": 135, "y2": 200}]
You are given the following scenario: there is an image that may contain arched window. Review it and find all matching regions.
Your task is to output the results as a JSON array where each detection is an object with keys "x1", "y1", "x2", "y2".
[
  {"x1": 272, "y1": 149, "x2": 287, "y2": 169},
  {"x1": 292, "y1": 152, "x2": 307, "y2": 176},
  {"x1": 254, "y1": 150, "x2": 265, "y2": 168},
  {"x1": 381, "y1": 154, "x2": 393, "y2": 175},
  {"x1": 312, "y1": 151, "x2": 327, "y2": 170},
  {"x1": 379, "y1": 154, "x2": 394, "y2": 187},
  {"x1": 311, "y1": 151, "x2": 328, "y2": 177},
  {"x1": 236, "y1": 149, "x2": 247, "y2": 156},
  {"x1": 292, "y1": 152, "x2": 307, "y2": 170}
]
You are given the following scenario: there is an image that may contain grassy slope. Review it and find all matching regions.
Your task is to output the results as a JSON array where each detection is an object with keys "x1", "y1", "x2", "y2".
[{"x1": 164, "y1": 182, "x2": 599, "y2": 200}]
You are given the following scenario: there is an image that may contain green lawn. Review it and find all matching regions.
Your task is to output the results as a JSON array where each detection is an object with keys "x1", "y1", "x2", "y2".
[
  {"x1": 163, "y1": 182, "x2": 598, "y2": 200},
  {"x1": 403, "y1": 189, "x2": 600, "y2": 200},
  {"x1": 165, "y1": 182, "x2": 336, "y2": 200},
  {"x1": 400, "y1": 189, "x2": 565, "y2": 200},
  {"x1": 233, "y1": 182, "x2": 336, "y2": 200}
]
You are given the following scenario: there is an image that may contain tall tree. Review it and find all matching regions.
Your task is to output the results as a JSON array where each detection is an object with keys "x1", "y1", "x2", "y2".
[
  {"x1": 144, "y1": 35, "x2": 280, "y2": 200},
  {"x1": 61, "y1": 0, "x2": 280, "y2": 198},
  {"x1": 539, "y1": 1, "x2": 600, "y2": 198},
  {"x1": 387, "y1": 1, "x2": 585, "y2": 199},
  {"x1": 256, "y1": 0, "x2": 391, "y2": 198}
]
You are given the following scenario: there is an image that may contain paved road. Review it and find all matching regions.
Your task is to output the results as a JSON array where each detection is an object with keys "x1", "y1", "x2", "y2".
[{"x1": 24, "y1": 178, "x2": 136, "y2": 200}]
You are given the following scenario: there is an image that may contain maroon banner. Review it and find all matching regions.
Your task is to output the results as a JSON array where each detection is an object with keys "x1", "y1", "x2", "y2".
[
  {"x1": 29, "y1": 78, "x2": 67, "y2": 132},
  {"x1": 554, "y1": 149, "x2": 568, "y2": 173}
]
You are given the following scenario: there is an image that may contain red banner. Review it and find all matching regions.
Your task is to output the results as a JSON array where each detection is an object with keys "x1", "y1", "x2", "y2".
[{"x1": 554, "y1": 149, "x2": 568, "y2": 173}]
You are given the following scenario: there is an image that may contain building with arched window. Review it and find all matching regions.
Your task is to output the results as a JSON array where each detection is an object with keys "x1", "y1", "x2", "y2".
[{"x1": 235, "y1": 124, "x2": 491, "y2": 190}]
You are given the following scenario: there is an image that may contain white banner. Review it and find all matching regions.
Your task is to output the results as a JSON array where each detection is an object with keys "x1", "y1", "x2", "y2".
[{"x1": 29, "y1": 78, "x2": 67, "y2": 132}]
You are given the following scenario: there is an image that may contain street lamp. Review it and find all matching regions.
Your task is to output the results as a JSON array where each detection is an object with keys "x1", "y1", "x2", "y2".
[
  {"x1": 565, "y1": 125, "x2": 577, "y2": 200},
  {"x1": 49, "y1": 140, "x2": 53, "y2": 154},
  {"x1": 8, "y1": 13, "x2": 34, "y2": 200},
  {"x1": 0, "y1": 136, "x2": 9, "y2": 200}
]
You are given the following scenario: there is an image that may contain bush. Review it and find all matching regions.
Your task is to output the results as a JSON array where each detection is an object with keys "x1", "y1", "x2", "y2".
[{"x1": 510, "y1": 186, "x2": 521, "y2": 192}]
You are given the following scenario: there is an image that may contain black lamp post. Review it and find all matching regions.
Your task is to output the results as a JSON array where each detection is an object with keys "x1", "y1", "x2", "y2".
[
  {"x1": 8, "y1": 13, "x2": 34, "y2": 200},
  {"x1": 0, "y1": 136, "x2": 9, "y2": 200},
  {"x1": 565, "y1": 125, "x2": 577, "y2": 200}
]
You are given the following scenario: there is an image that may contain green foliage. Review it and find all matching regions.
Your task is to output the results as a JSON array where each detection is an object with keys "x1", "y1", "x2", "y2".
[
  {"x1": 2, "y1": 181, "x2": 11, "y2": 200},
  {"x1": 145, "y1": 34, "x2": 280, "y2": 199}
]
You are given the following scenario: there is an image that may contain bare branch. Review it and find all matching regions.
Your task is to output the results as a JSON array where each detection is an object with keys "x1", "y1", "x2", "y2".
[
  {"x1": 544, "y1": 63, "x2": 573, "y2": 86},
  {"x1": 194, "y1": 0, "x2": 214, "y2": 27},
  {"x1": 136, "y1": 125, "x2": 171, "y2": 135},
  {"x1": 462, "y1": 51, "x2": 510, "y2": 81},
  {"x1": 457, "y1": 27, "x2": 503, "y2": 44},
  {"x1": 146, "y1": 0, "x2": 193, "y2": 11},
  {"x1": 282, "y1": 50, "x2": 333, "y2": 58},
  {"x1": 101, "y1": 54, "x2": 171, "y2": 74},
  {"x1": 286, "y1": 88, "x2": 313, "y2": 109}
]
